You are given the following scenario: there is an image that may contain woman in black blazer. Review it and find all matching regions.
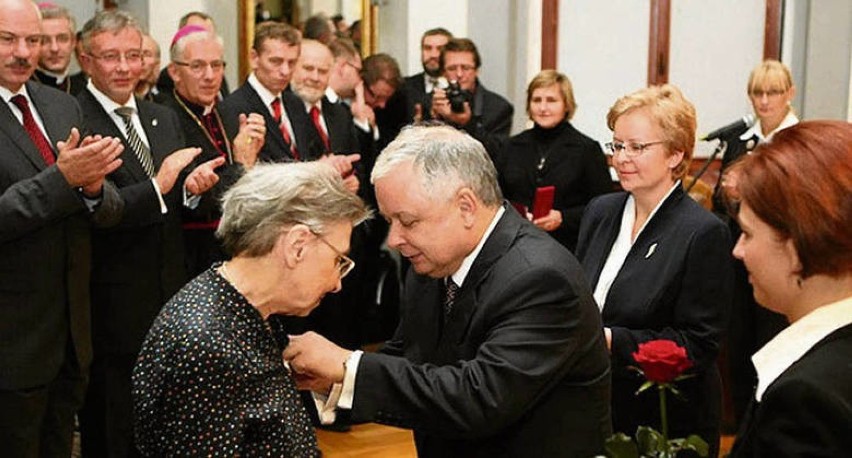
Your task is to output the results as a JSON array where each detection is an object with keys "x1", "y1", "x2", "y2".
[
  {"x1": 724, "y1": 121, "x2": 852, "y2": 457},
  {"x1": 576, "y1": 85, "x2": 734, "y2": 457},
  {"x1": 496, "y1": 70, "x2": 612, "y2": 252}
]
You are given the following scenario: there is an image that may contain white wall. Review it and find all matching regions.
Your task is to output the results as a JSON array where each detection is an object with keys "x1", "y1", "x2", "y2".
[
  {"x1": 669, "y1": 0, "x2": 764, "y2": 140},
  {"x1": 800, "y1": 0, "x2": 852, "y2": 120},
  {"x1": 559, "y1": 0, "x2": 650, "y2": 144}
]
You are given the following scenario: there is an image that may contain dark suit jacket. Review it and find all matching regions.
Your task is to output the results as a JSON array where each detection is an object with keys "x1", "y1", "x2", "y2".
[
  {"x1": 32, "y1": 69, "x2": 87, "y2": 96},
  {"x1": 457, "y1": 80, "x2": 513, "y2": 159},
  {"x1": 219, "y1": 82, "x2": 323, "y2": 163},
  {"x1": 0, "y1": 82, "x2": 121, "y2": 389},
  {"x1": 77, "y1": 89, "x2": 187, "y2": 356},
  {"x1": 497, "y1": 121, "x2": 613, "y2": 252},
  {"x1": 403, "y1": 72, "x2": 431, "y2": 120},
  {"x1": 159, "y1": 91, "x2": 246, "y2": 275},
  {"x1": 730, "y1": 324, "x2": 852, "y2": 457},
  {"x1": 576, "y1": 186, "x2": 733, "y2": 446},
  {"x1": 350, "y1": 206, "x2": 612, "y2": 458}
]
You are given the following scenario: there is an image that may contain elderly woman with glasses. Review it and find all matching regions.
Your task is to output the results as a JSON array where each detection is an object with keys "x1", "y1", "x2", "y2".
[
  {"x1": 576, "y1": 85, "x2": 734, "y2": 457},
  {"x1": 496, "y1": 70, "x2": 612, "y2": 252},
  {"x1": 724, "y1": 120, "x2": 852, "y2": 457},
  {"x1": 132, "y1": 162, "x2": 369, "y2": 457}
]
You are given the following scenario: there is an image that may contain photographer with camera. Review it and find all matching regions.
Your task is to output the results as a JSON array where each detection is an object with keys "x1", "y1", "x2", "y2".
[{"x1": 431, "y1": 38, "x2": 513, "y2": 159}]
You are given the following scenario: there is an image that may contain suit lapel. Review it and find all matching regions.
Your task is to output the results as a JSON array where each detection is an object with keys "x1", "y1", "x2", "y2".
[
  {"x1": 621, "y1": 186, "x2": 686, "y2": 266},
  {"x1": 441, "y1": 205, "x2": 521, "y2": 346},
  {"x1": 78, "y1": 89, "x2": 148, "y2": 182},
  {"x1": 136, "y1": 99, "x2": 168, "y2": 168},
  {"x1": 587, "y1": 194, "x2": 629, "y2": 288},
  {"x1": 244, "y1": 85, "x2": 290, "y2": 156},
  {"x1": 0, "y1": 96, "x2": 48, "y2": 172}
]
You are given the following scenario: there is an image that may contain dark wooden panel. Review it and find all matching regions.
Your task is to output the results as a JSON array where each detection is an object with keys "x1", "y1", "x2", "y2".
[
  {"x1": 541, "y1": 0, "x2": 559, "y2": 70},
  {"x1": 764, "y1": 0, "x2": 783, "y2": 60},
  {"x1": 647, "y1": 0, "x2": 671, "y2": 85}
]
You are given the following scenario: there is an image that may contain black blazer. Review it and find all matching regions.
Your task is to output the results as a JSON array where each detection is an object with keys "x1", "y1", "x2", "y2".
[
  {"x1": 402, "y1": 72, "x2": 431, "y2": 120},
  {"x1": 350, "y1": 207, "x2": 612, "y2": 457},
  {"x1": 0, "y1": 82, "x2": 121, "y2": 389},
  {"x1": 219, "y1": 82, "x2": 323, "y2": 163},
  {"x1": 497, "y1": 121, "x2": 613, "y2": 252},
  {"x1": 32, "y1": 68, "x2": 88, "y2": 96},
  {"x1": 78, "y1": 89, "x2": 188, "y2": 356},
  {"x1": 730, "y1": 324, "x2": 852, "y2": 457},
  {"x1": 576, "y1": 187, "x2": 733, "y2": 447},
  {"x1": 462, "y1": 81, "x2": 513, "y2": 159}
]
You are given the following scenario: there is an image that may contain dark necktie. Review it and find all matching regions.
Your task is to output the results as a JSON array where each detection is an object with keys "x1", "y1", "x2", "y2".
[
  {"x1": 443, "y1": 278, "x2": 460, "y2": 317},
  {"x1": 309, "y1": 105, "x2": 331, "y2": 152},
  {"x1": 114, "y1": 106, "x2": 155, "y2": 177},
  {"x1": 10, "y1": 95, "x2": 55, "y2": 166},
  {"x1": 271, "y1": 98, "x2": 300, "y2": 160}
]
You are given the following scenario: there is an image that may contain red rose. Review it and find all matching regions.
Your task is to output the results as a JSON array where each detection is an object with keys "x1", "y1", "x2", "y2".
[{"x1": 632, "y1": 340, "x2": 693, "y2": 384}]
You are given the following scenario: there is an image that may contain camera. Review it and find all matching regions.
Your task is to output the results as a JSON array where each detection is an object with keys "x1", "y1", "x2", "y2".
[{"x1": 438, "y1": 78, "x2": 472, "y2": 113}]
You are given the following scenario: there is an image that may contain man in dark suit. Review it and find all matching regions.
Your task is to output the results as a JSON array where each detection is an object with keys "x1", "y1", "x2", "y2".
[
  {"x1": 0, "y1": 1, "x2": 124, "y2": 454},
  {"x1": 403, "y1": 27, "x2": 453, "y2": 121},
  {"x1": 220, "y1": 21, "x2": 324, "y2": 163},
  {"x1": 285, "y1": 124, "x2": 612, "y2": 458},
  {"x1": 160, "y1": 26, "x2": 264, "y2": 276},
  {"x1": 75, "y1": 10, "x2": 221, "y2": 456},
  {"x1": 431, "y1": 38, "x2": 513, "y2": 159},
  {"x1": 33, "y1": 2, "x2": 87, "y2": 95}
]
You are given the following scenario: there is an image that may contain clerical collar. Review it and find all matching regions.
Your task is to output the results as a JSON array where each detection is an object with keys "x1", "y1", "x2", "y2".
[
  {"x1": 176, "y1": 91, "x2": 215, "y2": 116},
  {"x1": 36, "y1": 68, "x2": 69, "y2": 84}
]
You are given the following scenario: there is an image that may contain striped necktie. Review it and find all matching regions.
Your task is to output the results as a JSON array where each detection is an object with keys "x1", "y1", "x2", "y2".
[{"x1": 114, "y1": 106, "x2": 155, "y2": 177}]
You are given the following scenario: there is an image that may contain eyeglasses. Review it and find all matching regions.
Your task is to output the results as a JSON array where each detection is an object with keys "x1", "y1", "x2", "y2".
[
  {"x1": 749, "y1": 89, "x2": 786, "y2": 98},
  {"x1": 605, "y1": 140, "x2": 666, "y2": 158},
  {"x1": 312, "y1": 231, "x2": 355, "y2": 279},
  {"x1": 344, "y1": 60, "x2": 362, "y2": 72},
  {"x1": 88, "y1": 50, "x2": 143, "y2": 65},
  {"x1": 444, "y1": 64, "x2": 476, "y2": 73},
  {"x1": 173, "y1": 60, "x2": 226, "y2": 74},
  {"x1": 0, "y1": 32, "x2": 43, "y2": 48}
]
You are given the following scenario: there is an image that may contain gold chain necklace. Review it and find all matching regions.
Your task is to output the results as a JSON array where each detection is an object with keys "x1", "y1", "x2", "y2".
[{"x1": 172, "y1": 89, "x2": 234, "y2": 164}]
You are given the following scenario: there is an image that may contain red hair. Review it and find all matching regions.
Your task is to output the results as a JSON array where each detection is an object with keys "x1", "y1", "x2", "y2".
[{"x1": 728, "y1": 120, "x2": 852, "y2": 278}]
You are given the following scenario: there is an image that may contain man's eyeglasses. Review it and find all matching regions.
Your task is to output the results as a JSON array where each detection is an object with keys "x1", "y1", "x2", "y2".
[
  {"x1": 173, "y1": 60, "x2": 227, "y2": 75},
  {"x1": 604, "y1": 140, "x2": 666, "y2": 158},
  {"x1": 312, "y1": 231, "x2": 355, "y2": 279},
  {"x1": 88, "y1": 50, "x2": 143, "y2": 65}
]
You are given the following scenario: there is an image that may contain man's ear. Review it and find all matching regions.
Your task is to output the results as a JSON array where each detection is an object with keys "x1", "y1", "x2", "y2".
[
  {"x1": 279, "y1": 224, "x2": 313, "y2": 268},
  {"x1": 167, "y1": 63, "x2": 179, "y2": 84},
  {"x1": 456, "y1": 187, "x2": 479, "y2": 228}
]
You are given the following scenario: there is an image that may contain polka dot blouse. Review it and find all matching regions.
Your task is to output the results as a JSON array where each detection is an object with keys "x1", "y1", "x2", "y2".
[{"x1": 132, "y1": 266, "x2": 320, "y2": 457}]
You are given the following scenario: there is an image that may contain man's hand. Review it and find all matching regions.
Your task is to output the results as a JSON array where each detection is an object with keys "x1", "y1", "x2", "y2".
[
  {"x1": 155, "y1": 147, "x2": 202, "y2": 194},
  {"x1": 350, "y1": 82, "x2": 376, "y2": 127},
  {"x1": 532, "y1": 209, "x2": 562, "y2": 232},
  {"x1": 431, "y1": 87, "x2": 472, "y2": 127},
  {"x1": 233, "y1": 112, "x2": 266, "y2": 168},
  {"x1": 283, "y1": 332, "x2": 352, "y2": 384},
  {"x1": 56, "y1": 128, "x2": 124, "y2": 196},
  {"x1": 184, "y1": 156, "x2": 226, "y2": 196},
  {"x1": 319, "y1": 153, "x2": 360, "y2": 178}
]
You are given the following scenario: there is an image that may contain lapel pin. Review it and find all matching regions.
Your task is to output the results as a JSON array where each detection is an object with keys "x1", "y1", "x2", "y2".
[
  {"x1": 152, "y1": 118, "x2": 158, "y2": 127},
  {"x1": 645, "y1": 242, "x2": 657, "y2": 259}
]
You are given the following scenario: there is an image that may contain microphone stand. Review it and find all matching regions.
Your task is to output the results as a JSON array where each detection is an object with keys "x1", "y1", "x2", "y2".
[{"x1": 686, "y1": 140, "x2": 727, "y2": 193}]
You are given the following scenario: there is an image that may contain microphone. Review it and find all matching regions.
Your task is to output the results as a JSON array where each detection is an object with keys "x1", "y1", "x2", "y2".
[{"x1": 702, "y1": 114, "x2": 756, "y2": 141}]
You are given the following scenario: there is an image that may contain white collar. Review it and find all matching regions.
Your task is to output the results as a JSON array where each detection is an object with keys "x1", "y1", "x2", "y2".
[
  {"x1": 740, "y1": 111, "x2": 799, "y2": 142},
  {"x1": 0, "y1": 83, "x2": 30, "y2": 103},
  {"x1": 325, "y1": 87, "x2": 340, "y2": 104},
  {"x1": 449, "y1": 206, "x2": 505, "y2": 287},
  {"x1": 752, "y1": 295, "x2": 852, "y2": 401},
  {"x1": 248, "y1": 72, "x2": 280, "y2": 107},
  {"x1": 87, "y1": 79, "x2": 138, "y2": 114},
  {"x1": 38, "y1": 67, "x2": 69, "y2": 83}
]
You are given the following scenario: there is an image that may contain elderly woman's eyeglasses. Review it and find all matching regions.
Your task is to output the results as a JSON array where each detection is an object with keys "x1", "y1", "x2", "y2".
[
  {"x1": 312, "y1": 232, "x2": 355, "y2": 279},
  {"x1": 605, "y1": 140, "x2": 665, "y2": 158}
]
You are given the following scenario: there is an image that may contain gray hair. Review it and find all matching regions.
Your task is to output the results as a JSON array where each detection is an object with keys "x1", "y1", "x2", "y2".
[
  {"x1": 371, "y1": 124, "x2": 502, "y2": 206},
  {"x1": 80, "y1": 10, "x2": 142, "y2": 53},
  {"x1": 170, "y1": 29, "x2": 224, "y2": 62},
  {"x1": 39, "y1": 2, "x2": 76, "y2": 32},
  {"x1": 217, "y1": 162, "x2": 371, "y2": 257}
]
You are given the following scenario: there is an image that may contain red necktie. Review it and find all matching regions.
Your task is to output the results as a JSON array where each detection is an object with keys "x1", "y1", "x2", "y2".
[
  {"x1": 271, "y1": 98, "x2": 300, "y2": 161},
  {"x1": 310, "y1": 105, "x2": 331, "y2": 152},
  {"x1": 11, "y1": 95, "x2": 55, "y2": 166}
]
